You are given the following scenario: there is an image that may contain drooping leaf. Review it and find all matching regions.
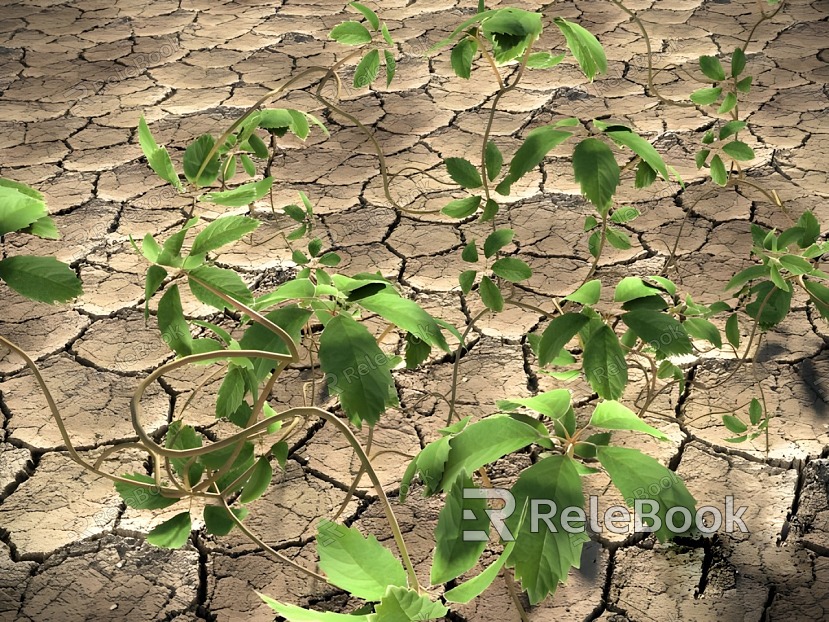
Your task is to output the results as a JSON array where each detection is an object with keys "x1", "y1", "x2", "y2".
[
  {"x1": 147, "y1": 511, "x2": 192, "y2": 549},
  {"x1": 745, "y1": 281, "x2": 792, "y2": 330},
  {"x1": 165, "y1": 421, "x2": 204, "y2": 486},
  {"x1": 505, "y1": 455, "x2": 588, "y2": 604},
  {"x1": 538, "y1": 313, "x2": 589, "y2": 367},
  {"x1": 0, "y1": 256, "x2": 82, "y2": 304},
  {"x1": 444, "y1": 541, "x2": 516, "y2": 603},
  {"x1": 614, "y1": 276, "x2": 662, "y2": 303},
  {"x1": 358, "y1": 291, "x2": 450, "y2": 351},
  {"x1": 203, "y1": 505, "x2": 249, "y2": 536},
  {"x1": 459, "y1": 269, "x2": 477, "y2": 294},
  {"x1": 572, "y1": 138, "x2": 619, "y2": 215},
  {"x1": 722, "y1": 140, "x2": 755, "y2": 161},
  {"x1": 451, "y1": 37, "x2": 478, "y2": 79},
  {"x1": 731, "y1": 47, "x2": 746, "y2": 77},
  {"x1": 553, "y1": 17, "x2": 607, "y2": 80},
  {"x1": 260, "y1": 597, "x2": 371, "y2": 622},
  {"x1": 316, "y1": 519, "x2": 408, "y2": 601},
  {"x1": 350, "y1": 1, "x2": 380, "y2": 30},
  {"x1": 431, "y1": 472, "x2": 489, "y2": 584},
  {"x1": 239, "y1": 305, "x2": 312, "y2": 380},
  {"x1": 0, "y1": 185, "x2": 47, "y2": 235},
  {"x1": 589, "y1": 400, "x2": 668, "y2": 440},
  {"x1": 157, "y1": 284, "x2": 193, "y2": 356},
  {"x1": 354, "y1": 49, "x2": 381, "y2": 88},
  {"x1": 239, "y1": 456, "x2": 273, "y2": 503},
  {"x1": 709, "y1": 154, "x2": 728, "y2": 186},
  {"x1": 597, "y1": 445, "x2": 697, "y2": 542},
  {"x1": 481, "y1": 8, "x2": 543, "y2": 64},
  {"x1": 384, "y1": 49, "x2": 396, "y2": 86},
  {"x1": 499, "y1": 126, "x2": 572, "y2": 193},
  {"x1": 479, "y1": 275, "x2": 503, "y2": 312},
  {"x1": 525, "y1": 52, "x2": 565, "y2": 69},
  {"x1": 603, "y1": 126, "x2": 671, "y2": 183},
  {"x1": 183, "y1": 134, "x2": 220, "y2": 187},
  {"x1": 583, "y1": 324, "x2": 628, "y2": 400},
  {"x1": 683, "y1": 317, "x2": 722, "y2": 348},
  {"x1": 718, "y1": 92, "x2": 738, "y2": 114},
  {"x1": 719, "y1": 120, "x2": 746, "y2": 141},
  {"x1": 483, "y1": 228, "x2": 514, "y2": 258},
  {"x1": 318, "y1": 314, "x2": 396, "y2": 426},
  {"x1": 565, "y1": 280, "x2": 601, "y2": 305}
]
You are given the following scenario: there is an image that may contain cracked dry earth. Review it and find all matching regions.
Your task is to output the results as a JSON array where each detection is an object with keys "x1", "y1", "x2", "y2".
[{"x1": 0, "y1": 0, "x2": 827, "y2": 620}]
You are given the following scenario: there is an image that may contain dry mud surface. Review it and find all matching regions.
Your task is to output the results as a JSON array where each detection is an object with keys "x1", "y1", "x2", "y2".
[{"x1": 1, "y1": 0, "x2": 828, "y2": 620}]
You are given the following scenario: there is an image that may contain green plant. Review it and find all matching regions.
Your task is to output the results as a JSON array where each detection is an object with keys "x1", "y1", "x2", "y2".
[
  {"x1": 0, "y1": 178, "x2": 82, "y2": 304},
  {"x1": 4, "y1": 0, "x2": 826, "y2": 620}
]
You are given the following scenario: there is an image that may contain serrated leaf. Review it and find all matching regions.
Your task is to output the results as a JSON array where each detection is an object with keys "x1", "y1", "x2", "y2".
[
  {"x1": 461, "y1": 241, "x2": 478, "y2": 263},
  {"x1": 451, "y1": 37, "x2": 478, "y2": 79},
  {"x1": 699, "y1": 55, "x2": 726, "y2": 81},
  {"x1": 431, "y1": 472, "x2": 489, "y2": 584},
  {"x1": 605, "y1": 226, "x2": 631, "y2": 250},
  {"x1": 479, "y1": 275, "x2": 503, "y2": 312},
  {"x1": 538, "y1": 313, "x2": 589, "y2": 367},
  {"x1": 240, "y1": 153, "x2": 256, "y2": 176},
  {"x1": 481, "y1": 8, "x2": 543, "y2": 64},
  {"x1": 444, "y1": 541, "x2": 516, "y2": 603},
  {"x1": 500, "y1": 126, "x2": 572, "y2": 192},
  {"x1": 597, "y1": 446, "x2": 696, "y2": 541},
  {"x1": 157, "y1": 284, "x2": 192, "y2": 356},
  {"x1": 485, "y1": 140, "x2": 503, "y2": 182},
  {"x1": 683, "y1": 317, "x2": 722, "y2": 348},
  {"x1": 731, "y1": 47, "x2": 746, "y2": 76},
  {"x1": 350, "y1": 1, "x2": 379, "y2": 30},
  {"x1": 722, "y1": 140, "x2": 755, "y2": 161},
  {"x1": 492, "y1": 257, "x2": 531, "y2": 282},
  {"x1": 526, "y1": 52, "x2": 565, "y2": 68},
  {"x1": 441, "y1": 195, "x2": 481, "y2": 218},
  {"x1": 383, "y1": 49, "x2": 396, "y2": 86},
  {"x1": 239, "y1": 305, "x2": 312, "y2": 380},
  {"x1": 709, "y1": 154, "x2": 728, "y2": 186},
  {"x1": 497, "y1": 389, "x2": 571, "y2": 420},
  {"x1": 718, "y1": 91, "x2": 738, "y2": 114},
  {"x1": 319, "y1": 314, "x2": 396, "y2": 426},
  {"x1": 354, "y1": 49, "x2": 380, "y2": 88},
  {"x1": 239, "y1": 456, "x2": 273, "y2": 503},
  {"x1": 483, "y1": 229, "x2": 513, "y2": 259},
  {"x1": 736, "y1": 76, "x2": 752, "y2": 92},
  {"x1": 583, "y1": 324, "x2": 628, "y2": 400},
  {"x1": 719, "y1": 120, "x2": 746, "y2": 140},
  {"x1": 330, "y1": 21, "x2": 372, "y2": 45},
  {"x1": 746, "y1": 281, "x2": 792, "y2": 330},
  {"x1": 317, "y1": 519, "x2": 407, "y2": 601},
  {"x1": 0, "y1": 256, "x2": 82, "y2": 304},
  {"x1": 459, "y1": 270, "x2": 477, "y2": 294},
  {"x1": 690, "y1": 87, "x2": 722, "y2": 105},
  {"x1": 604, "y1": 126, "x2": 671, "y2": 183},
  {"x1": 319, "y1": 252, "x2": 341, "y2": 266},
  {"x1": 374, "y1": 586, "x2": 448, "y2": 621},
  {"x1": 183, "y1": 134, "x2": 220, "y2": 187},
  {"x1": 191, "y1": 215, "x2": 260, "y2": 255},
  {"x1": 0, "y1": 185, "x2": 47, "y2": 235},
  {"x1": 147, "y1": 511, "x2": 192, "y2": 549},
  {"x1": 188, "y1": 265, "x2": 253, "y2": 310},
  {"x1": 572, "y1": 138, "x2": 619, "y2": 215},
  {"x1": 166, "y1": 421, "x2": 204, "y2": 486},
  {"x1": 635, "y1": 160, "x2": 657, "y2": 188},
  {"x1": 358, "y1": 291, "x2": 449, "y2": 351},
  {"x1": 480, "y1": 198, "x2": 500, "y2": 221},
  {"x1": 622, "y1": 310, "x2": 693, "y2": 358},
  {"x1": 589, "y1": 400, "x2": 668, "y2": 440},
  {"x1": 554, "y1": 17, "x2": 607, "y2": 80},
  {"x1": 446, "y1": 157, "x2": 483, "y2": 189}
]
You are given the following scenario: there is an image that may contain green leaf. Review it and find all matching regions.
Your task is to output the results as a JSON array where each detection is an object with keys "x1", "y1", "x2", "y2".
[
  {"x1": 597, "y1": 446, "x2": 697, "y2": 542},
  {"x1": 354, "y1": 49, "x2": 381, "y2": 88},
  {"x1": 444, "y1": 541, "x2": 516, "y2": 603},
  {"x1": 147, "y1": 511, "x2": 192, "y2": 549},
  {"x1": 0, "y1": 185, "x2": 47, "y2": 235},
  {"x1": 690, "y1": 86, "x2": 722, "y2": 105},
  {"x1": 622, "y1": 309, "x2": 693, "y2": 358},
  {"x1": 458, "y1": 241, "x2": 477, "y2": 264},
  {"x1": 446, "y1": 157, "x2": 483, "y2": 189},
  {"x1": 605, "y1": 226, "x2": 631, "y2": 250},
  {"x1": 709, "y1": 154, "x2": 728, "y2": 186},
  {"x1": 404, "y1": 332, "x2": 431, "y2": 369},
  {"x1": 611, "y1": 207, "x2": 640, "y2": 224},
  {"x1": 239, "y1": 306, "x2": 311, "y2": 380},
  {"x1": 731, "y1": 47, "x2": 746, "y2": 77},
  {"x1": 492, "y1": 257, "x2": 531, "y2": 282},
  {"x1": 614, "y1": 276, "x2": 661, "y2": 303},
  {"x1": 431, "y1": 472, "x2": 489, "y2": 584},
  {"x1": 485, "y1": 140, "x2": 503, "y2": 181},
  {"x1": 635, "y1": 160, "x2": 657, "y2": 188},
  {"x1": 442, "y1": 195, "x2": 481, "y2": 218},
  {"x1": 719, "y1": 120, "x2": 746, "y2": 140},
  {"x1": 726, "y1": 264, "x2": 769, "y2": 291},
  {"x1": 481, "y1": 8, "x2": 543, "y2": 64},
  {"x1": 736, "y1": 76, "x2": 752, "y2": 92},
  {"x1": 166, "y1": 421, "x2": 204, "y2": 486},
  {"x1": 156, "y1": 285, "x2": 192, "y2": 356},
  {"x1": 565, "y1": 280, "x2": 601, "y2": 305},
  {"x1": 497, "y1": 389, "x2": 572, "y2": 420},
  {"x1": 699, "y1": 55, "x2": 726, "y2": 81},
  {"x1": 505, "y1": 455, "x2": 588, "y2": 604},
  {"x1": 481, "y1": 198, "x2": 500, "y2": 221},
  {"x1": 403, "y1": 436, "x2": 452, "y2": 500},
  {"x1": 239, "y1": 456, "x2": 273, "y2": 503},
  {"x1": 572, "y1": 138, "x2": 619, "y2": 215},
  {"x1": 683, "y1": 317, "x2": 722, "y2": 348},
  {"x1": 722, "y1": 140, "x2": 755, "y2": 162},
  {"x1": 308, "y1": 238, "x2": 323, "y2": 258},
  {"x1": 358, "y1": 291, "x2": 450, "y2": 351},
  {"x1": 722, "y1": 414, "x2": 747, "y2": 434},
  {"x1": 589, "y1": 400, "x2": 668, "y2": 440},
  {"x1": 805, "y1": 279, "x2": 829, "y2": 321},
  {"x1": 183, "y1": 134, "x2": 220, "y2": 187},
  {"x1": 374, "y1": 586, "x2": 448, "y2": 621},
  {"x1": 718, "y1": 92, "x2": 738, "y2": 114},
  {"x1": 746, "y1": 281, "x2": 792, "y2": 330},
  {"x1": 583, "y1": 324, "x2": 628, "y2": 400},
  {"x1": 384, "y1": 49, "x2": 396, "y2": 86},
  {"x1": 200, "y1": 177, "x2": 274, "y2": 207},
  {"x1": 603, "y1": 126, "x2": 671, "y2": 182},
  {"x1": 450, "y1": 37, "x2": 478, "y2": 79},
  {"x1": 479, "y1": 275, "x2": 503, "y2": 312},
  {"x1": 526, "y1": 52, "x2": 565, "y2": 69},
  {"x1": 459, "y1": 269, "x2": 477, "y2": 294},
  {"x1": 259, "y1": 597, "x2": 371, "y2": 622},
  {"x1": 749, "y1": 398, "x2": 763, "y2": 425},
  {"x1": 188, "y1": 265, "x2": 253, "y2": 310},
  {"x1": 695, "y1": 149, "x2": 711, "y2": 169},
  {"x1": 138, "y1": 117, "x2": 182, "y2": 190},
  {"x1": 501, "y1": 126, "x2": 572, "y2": 191},
  {"x1": 319, "y1": 252, "x2": 341, "y2": 266},
  {"x1": 22, "y1": 215, "x2": 59, "y2": 240},
  {"x1": 0, "y1": 256, "x2": 82, "y2": 304},
  {"x1": 725, "y1": 313, "x2": 740, "y2": 348},
  {"x1": 330, "y1": 21, "x2": 372, "y2": 45},
  {"x1": 319, "y1": 314, "x2": 396, "y2": 426},
  {"x1": 204, "y1": 505, "x2": 249, "y2": 537},
  {"x1": 240, "y1": 153, "x2": 256, "y2": 176},
  {"x1": 115, "y1": 473, "x2": 179, "y2": 510},
  {"x1": 553, "y1": 17, "x2": 607, "y2": 80},
  {"x1": 317, "y1": 519, "x2": 407, "y2": 601},
  {"x1": 350, "y1": 1, "x2": 379, "y2": 30},
  {"x1": 292, "y1": 249, "x2": 309, "y2": 265},
  {"x1": 584, "y1": 215, "x2": 598, "y2": 231},
  {"x1": 143, "y1": 264, "x2": 167, "y2": 319},
  {"x1": 538, "y1": 312, "x2": 590, "y2": 367},
  {"x1": 483, "y1": 228, "x2": 514, "y2": 258},
  {"x1": 439, "y1": 416, "x2": 542, "y2": 490},
  {"x1": 190, "y1": 216, "x2": 259, "y2": 255},
  {"x1": 216, "y1": 366, "x2": 245, "y2": 422},
  {"x1": 381, "y1": 22, "x2": 394, "y2": 45}
]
